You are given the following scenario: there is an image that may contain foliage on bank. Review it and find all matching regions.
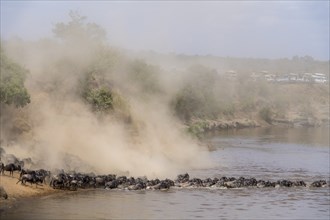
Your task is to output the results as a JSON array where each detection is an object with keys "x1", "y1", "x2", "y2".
[
  {"x1": 172, "y1": 65, "x2": 220, "y2": 122},
  {"x1": 0, "y1": 49, "x2": 30, "y2": 107}
]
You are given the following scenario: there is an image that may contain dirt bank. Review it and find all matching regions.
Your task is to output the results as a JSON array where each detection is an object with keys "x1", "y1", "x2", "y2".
[{"x1": 0, "y1": 172, "x2": 57, "y2": 211}]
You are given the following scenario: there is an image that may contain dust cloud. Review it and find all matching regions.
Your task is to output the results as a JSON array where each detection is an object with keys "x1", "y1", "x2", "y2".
[{"x1": 0, "y1": 33, "x2": 213, "y2": 179}]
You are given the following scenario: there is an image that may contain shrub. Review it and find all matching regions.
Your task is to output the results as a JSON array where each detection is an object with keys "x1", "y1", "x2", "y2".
[
  {"x1": 187, "y1": 121, "x2": 209, "y2": 137},
  {"x1": 172, "y1": 65, "x2": 220, "y2": 121},
  {"x1": 259, "y1": 107, "x2": 273, "y2": 124},
  {"x1": 0, "y1": 49, "x2": 30, "y2": 107},
  {"x1": 85, "y1": 87, "x2": 113, "y2": 112}
]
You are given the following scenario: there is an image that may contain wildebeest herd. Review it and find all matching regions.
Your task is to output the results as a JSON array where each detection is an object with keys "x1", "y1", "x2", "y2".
[{"x1": 0, "y1": 161, "x2": 328, "y2": 193}]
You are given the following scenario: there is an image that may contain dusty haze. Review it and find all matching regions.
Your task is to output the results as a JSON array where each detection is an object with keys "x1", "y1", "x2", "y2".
[
  {"x1": 1, "y1": 13, "x2": 328, "y2": 179},
  {"x1": 0, "y1": 35, "x2": 214, "y2": 179}
]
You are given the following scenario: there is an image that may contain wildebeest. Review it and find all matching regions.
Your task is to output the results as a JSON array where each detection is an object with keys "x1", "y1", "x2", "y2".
[
  {"x1": 176, "y1": 173, "x2": 190, "y2": 183},
  {"x1": 50, "y1": 173, "x2": 67, "y2": 189},
  {"x1": 16, "y1": 173, "x2": 44, "y2": 187},
  {"x1": 20, "y1": 169, "x2": 36, "y2": 177},
  {"x1": 0, "y1": 161, "x2": 4, "y2": 174},
  {"x1": 20, "y1": 169, "x2": 50, "y2": 183},
  {"x1": 3, "y1": 163, "x2": 21, "y2": 176}
]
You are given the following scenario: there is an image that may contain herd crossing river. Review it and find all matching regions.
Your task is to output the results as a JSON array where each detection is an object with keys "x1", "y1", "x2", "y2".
[{"x1": 1, "y1": 127, "x2": 329, "y2": 219}]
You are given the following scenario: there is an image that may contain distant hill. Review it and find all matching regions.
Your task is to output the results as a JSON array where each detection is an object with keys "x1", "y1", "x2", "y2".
[{"x1": 127, "y1": 50, "x2": 329, "y2": 77}]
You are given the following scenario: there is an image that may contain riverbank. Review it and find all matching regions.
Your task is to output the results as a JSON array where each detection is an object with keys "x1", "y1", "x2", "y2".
[
  {"x1": 0, "y1": 173, "x2": 58, "y2": 211},
  {"x1": 185, "y1": 83, "x2": 329, "y2": 137},
  {"x1": 187, "y1": 118, "x2": 330, "y2": 138}
]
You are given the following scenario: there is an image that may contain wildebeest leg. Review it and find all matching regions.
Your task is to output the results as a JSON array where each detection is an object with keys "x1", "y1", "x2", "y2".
[
  {"x1": 17, "y1": 178, "x2": 26, "y2": 185},
  {"x1": 35, "y1": 181, "x2": 43, "y2": 188}
]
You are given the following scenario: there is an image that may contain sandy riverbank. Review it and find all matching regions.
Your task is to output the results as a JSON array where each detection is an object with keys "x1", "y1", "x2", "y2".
[{"x1": 0, "y1": 172, "x2": 58, "y2": 211}]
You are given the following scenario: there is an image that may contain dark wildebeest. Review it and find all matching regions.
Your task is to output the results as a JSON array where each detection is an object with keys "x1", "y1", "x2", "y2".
[
  {"x1": 3, "y1": 163, "x2": 21, "y2": 176},
  {"x1": 17, "y1": 174, "x2": 44, "y2": 187},
  {"x1": 50, "y1": 173, "x2": 67, "y2": 189},
  {"x1": 0, "y1": 161, "x2": 4, "y2": 175},
  {"x1": 20, "y1": 169, "x2": 36, "y2": 177}
]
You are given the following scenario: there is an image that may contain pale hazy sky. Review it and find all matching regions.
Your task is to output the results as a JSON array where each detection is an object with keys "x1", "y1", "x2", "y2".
[{"x1": 1, "y1": 1, "x2": 329, "y2": 60}]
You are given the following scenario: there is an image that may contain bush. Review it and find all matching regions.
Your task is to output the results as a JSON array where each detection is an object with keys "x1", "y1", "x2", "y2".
[
  {"x1": 221, "y1": 103, "x2": 236, "y2": 116},
  {"x1": 126, "y1": 59, "x2": 161, "y2": 94},
  {"x1": 259, "y1": 107, "x2": 273, "y2": 124},
  {"x1": 187, "y1": 121, "x2": 209, "y2": 137},
  {"x1": 172, "y1": 65, "x2": 220, "y2": 121},
  {"x1": 85, "y1": 87, "x2": 113, "y2": 112},
  {"x1": 173, "y1": 85, "x2": 202, "y2": 121},
  {"x1": 0, "y1": 49, "x2": 30, "y2": 107}
]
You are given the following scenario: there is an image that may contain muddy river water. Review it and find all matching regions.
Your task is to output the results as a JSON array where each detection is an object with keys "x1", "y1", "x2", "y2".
[{"x1": 2, "y1": 127, "x2": 329, "y2": 219}]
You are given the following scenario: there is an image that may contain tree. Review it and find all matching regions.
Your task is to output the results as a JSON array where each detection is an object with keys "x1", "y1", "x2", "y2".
[
  {"x1": 126, "y1": 60, "x2": 161, "y2": 94},
  {"x1": 0, "y1": 49, "x2": 30, "y2": 107},
  {"x1": 53, "y1": 11, "x2": 106, "y2": 44},
  {"x1": 172, "y1": 65, "x2": 220, "y2": 121}
]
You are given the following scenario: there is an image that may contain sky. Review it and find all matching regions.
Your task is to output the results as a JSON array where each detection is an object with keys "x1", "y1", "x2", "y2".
[{"x1": 1, "y1": 1, "x2": 329, "y2": 60}]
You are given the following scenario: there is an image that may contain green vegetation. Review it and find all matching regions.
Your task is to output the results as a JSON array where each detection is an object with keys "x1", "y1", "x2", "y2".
[
  {"x1": 0, "y1": 49, "x2": 30, "y2": 107},
  {"x1": 259, "y1": 107, "x2": 273, "y2": 124},
  {"x1": 125, "y1": 60, "x2": 161, "y2": 95},
  {"x1": 52, "y1": 12, "x2": 130, "y2": 117},
  {"x1": 187, "y1": 120, "x2": 209, "y2": 137},
  {"x1": 172, "y1": 65, "x2": 220, "y2": 121},
  {"x1": 85, "y1": 87, "x2": 114, "y2": 112},
  {"x1": 53, "y1": 10, "x2": 106, "y2": 44},
  {"x1": 80, "y1": 69, "x2": 131, "y2": 119}
]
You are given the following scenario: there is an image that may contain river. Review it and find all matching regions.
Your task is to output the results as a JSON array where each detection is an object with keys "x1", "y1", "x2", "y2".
[{"x1": 1, "y1": 127, "x2": 329, "y2": 219}]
